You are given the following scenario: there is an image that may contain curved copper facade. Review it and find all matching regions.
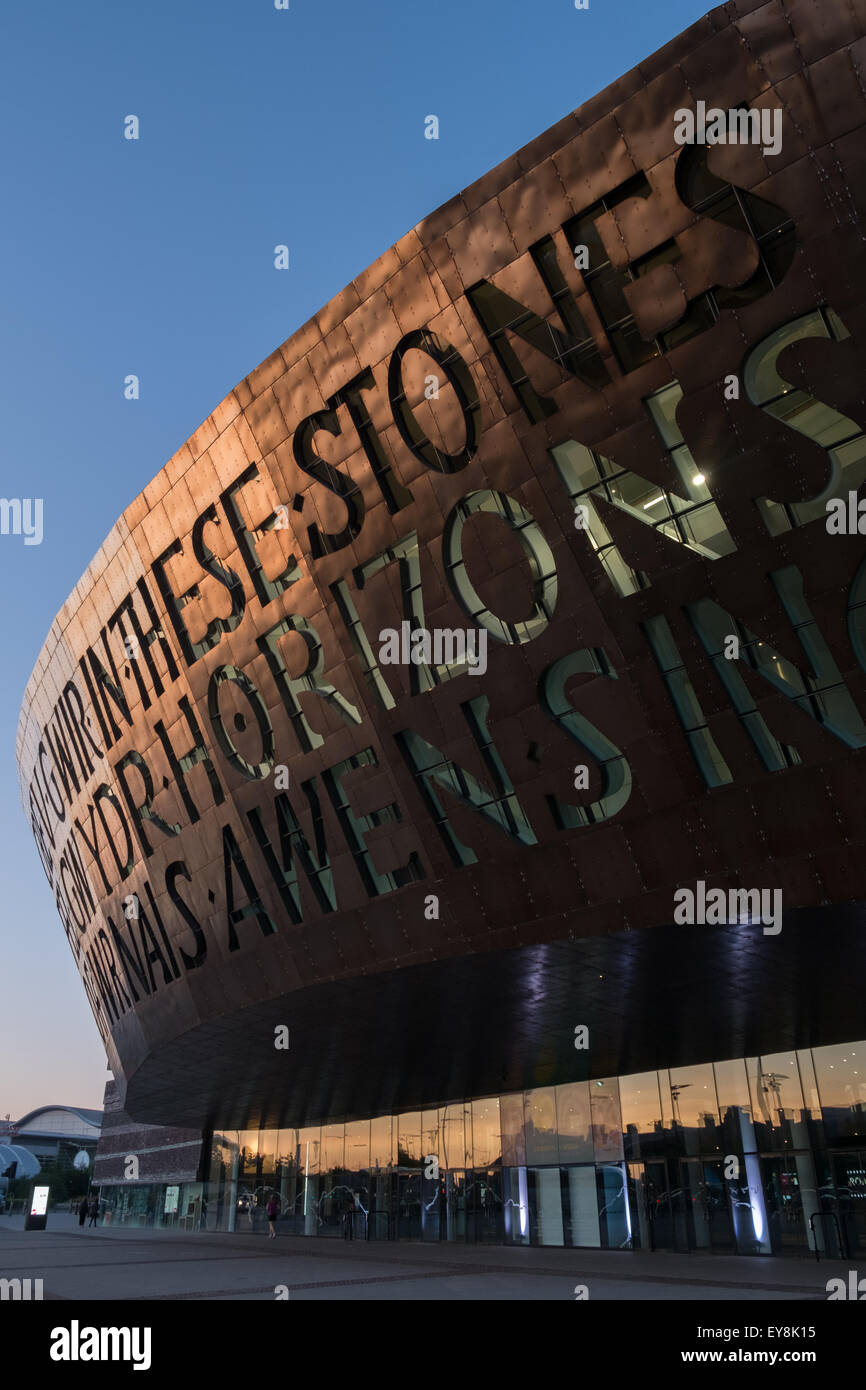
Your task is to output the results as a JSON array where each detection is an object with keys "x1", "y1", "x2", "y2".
[{"x1": 17, "y1": 0, "x2": 866, "y2": 1131}]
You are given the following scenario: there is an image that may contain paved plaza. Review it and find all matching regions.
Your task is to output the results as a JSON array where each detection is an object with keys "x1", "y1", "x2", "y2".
[{"x1": 0, "y1": 1214, "x2": 859, "y2": 1301}]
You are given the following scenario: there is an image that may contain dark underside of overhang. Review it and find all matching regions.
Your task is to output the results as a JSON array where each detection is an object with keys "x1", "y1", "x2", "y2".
[{"x1": 119, "y1": 904, "x2": 866, "y2": 1133}]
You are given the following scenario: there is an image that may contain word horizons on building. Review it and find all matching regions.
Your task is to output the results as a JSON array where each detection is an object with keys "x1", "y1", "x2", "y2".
[
  {"x1": 17, "y1": 268, "x2": 857, "y2": 1046},
  {"x1": 673, "y1": 881, "x2": 783, "y2": 935},
  {"x1": 49, "y1": 1321, "x2": 151, "y2": 1371},
  {"x1": 378, "y1": 623, "x2": 488, "y2": 676},
  {"x1": 17, "y1": 225, "x2": 862, "y2": 1041},
  {"x1": 673, "y1": 101, "x2": 782, "y2": 157}
]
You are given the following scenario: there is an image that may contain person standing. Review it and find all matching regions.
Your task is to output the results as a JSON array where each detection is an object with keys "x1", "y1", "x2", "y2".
[
  {"x1": 78, "y1": 1196, "x2": 87, "y2": 1227},
  {"x1": 87, "y1": 1196, "x2": 98, "y2": 1227},
  {"x1": 266, "y1": 1192, "x2": 280, "y2": 1239}
]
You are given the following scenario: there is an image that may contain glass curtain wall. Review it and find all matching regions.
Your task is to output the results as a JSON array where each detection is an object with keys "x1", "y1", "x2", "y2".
[{"x1": 201, "y1": 1041, "x2": 866, "y2": 1256}]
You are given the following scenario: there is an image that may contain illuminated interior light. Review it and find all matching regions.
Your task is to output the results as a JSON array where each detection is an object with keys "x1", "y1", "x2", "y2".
[
  {"x1": 693, "y1": 473, "x2": 705, "y2": 485},
  {"x1": 642, "y1": 495, "x2": 666, "y2": 509}
]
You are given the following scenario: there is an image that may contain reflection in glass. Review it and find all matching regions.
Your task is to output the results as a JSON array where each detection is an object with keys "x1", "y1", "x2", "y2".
[
  {"x1": 397, "y1": 1112, "x2": 422, "y2": 1167},
  {"x1": 668, "y1": 1062, "x2": 719, "y2": 1138},
  {"x1": 556, "y1": 1082, "x2": 593, "y2": 1163},
  {"x1": 528, "y1": 1166, "x2": 564, "y2": 1245},
  {"x1": 440, "y1": 1103, "x2": 469, "y2": 1170},
  {"x1": 812, "y1": 1043, "x2": 866, "y2": 1142},
  {"x1": 499, "y1": 1093, "x2": 526, "y2": 1168},
  {"x1": 796, "y1": 1050, "x2": 823, "y2": 1120},
  {"x1": 320, "y1": 1123, "x2": 345, "y2": 1174},
  {"x1": 590, "y1": 1078, "x2": 624, "y2": 1160},
  {"x1": 207, "y1": 1131, "x2": 239, "y2": 1232},
  {"x1": 274, "y1": 1128, "x2": 302, "y2": 1231},
  {"x1": 680, "y1": 1160, "x2": 735, "y2": 1252},
  {"x1": 619, "y1": 1071, "x2": 663, "y2": 1159},
  {"x1": 238, "y1": 1128, "x2": 259, "y2": 1181},
  {"x1": 598, "y1": 1164, "x2": 631, "y2": 1248},
  {"x1": 421, "y1": 1110, "x2": 439, "y2": 1167},
  {"x1": 196, "y1": 1040, "x2": 866, "y2": 1251},
  {"x1": 713, "y1": 1057, "x2": 758, "y2": 1157},
  {"x1": 420, "y1": 1113, "x2": 442, "y2": 1242},
  {"x1": 369, "y1": 1115, "x2": 393, "y2": 1241},
  {"x1": 524, "y1": 1088, "x2": 559, "y2": 1165},
  {"x1": 299, "y1": 1127, "x2": 321, "y2": 1176},
  {"x1": 471, "y1": 1097, "x2": 502, "y2": 1169},
  {"x1": 345, "y1": 1120, "x2": 370, "y2": 1174},
  {"x1": 370, "y1": 1115, "x2": 393, "y2": 1172},
  {"x1": 468, "y1": 1166, "x2": 503, "y2": 1243},
  {"x1": 566, "y1": 1166, "x2": 600, "y2": 1247},
  {"x1": 503, "y1": 1165, "x2": 530, "y2": 1244},
  {"x1": 747, "y1": 1054, "x2": 804, "y2": 1129}
]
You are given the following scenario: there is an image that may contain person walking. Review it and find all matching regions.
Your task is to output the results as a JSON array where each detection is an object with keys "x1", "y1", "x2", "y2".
[
  {"x1": 78, "y1": 1196, "x2": 88, "y2": 1227},
  {"x1": 87, "y1": 1196, "x2": 99, "y2": 1227},
  {"x1": 266, "y1": 1192, "x2": 280, "y2": 1239}
]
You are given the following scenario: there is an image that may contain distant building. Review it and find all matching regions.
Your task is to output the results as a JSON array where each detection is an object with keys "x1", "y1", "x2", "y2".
[
  {"x1": 11, "y1": 1106, "x2": 102, "y2": 1170},
  {"x1": 0, "y1": 1143, "x2": 41, "y2": 1197}
]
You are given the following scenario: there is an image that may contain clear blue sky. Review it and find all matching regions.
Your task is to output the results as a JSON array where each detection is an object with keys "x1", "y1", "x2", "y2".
[{"x1": 0, "y1": 0, "x2": 710, "y2": 1119}]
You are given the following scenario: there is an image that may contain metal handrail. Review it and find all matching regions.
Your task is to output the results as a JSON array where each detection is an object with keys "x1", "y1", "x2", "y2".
[{"x1": 808, "y1": 1210, "x2": 846, "y2": 1262}]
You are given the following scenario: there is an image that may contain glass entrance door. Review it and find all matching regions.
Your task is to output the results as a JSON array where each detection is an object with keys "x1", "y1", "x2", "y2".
[
  {"x1": 762, "y1": 1157, "x2": 810, "y2": 1254},
  {"x1": 680, "y1": 1160, "x2": 736, "y2": 1251},
  {"x1": 527, "y1": 1167, "x2": 564, "y2": 1246},
  {"x1": 597, "y1": 1164, "x2": 631, "y2": 1249},
  {"x1": 369, "y1": 1171, "x2": 392, "y2": 1240},
  {"x1": 421, "y1": 1167, "x2": 441, "y2": 1241},
  {"x1": 396, "y1": 1172, "x2": 422, "y2": 1239},
  {"x1": 467, "y1": 1169, "x2": 503, "y2": 1243},
  {"x1": 630, "y1": 1160, "x2": 735, "y2": 1252},
  {"x1": 444, "y1": 1170, "x2": 468, "y2": 1241},
  {"x1": 640, "y1": 1159, "x2": 684, "y2": 1250},
  {"x1": 627, "y1": 1163, "x2": 652, "y2": 1250},
  {"x1": 830, "y1": 1152, "x2": 866, "y2": 1256}
]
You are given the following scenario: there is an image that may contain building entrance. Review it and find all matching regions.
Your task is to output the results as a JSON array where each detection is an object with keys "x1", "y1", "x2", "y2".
[
  {"x1": 829, "y1": 1152, "x2": 866, "y2": 1256},
  {"x1": 679, "y1": 1159, "x2": 736, "y2": 1252},
  {"x1": 628, "y1": 1159, "x2": 736, "y2": 1253},
  {"x1": 762, "y1": 1156, "x2": 811, "y2": 1255}
]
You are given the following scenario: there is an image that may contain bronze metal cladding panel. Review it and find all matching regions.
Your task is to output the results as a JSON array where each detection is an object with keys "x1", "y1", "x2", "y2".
[{"x1": 16, "y1": 0, "x2": 866, "y2": 1130}]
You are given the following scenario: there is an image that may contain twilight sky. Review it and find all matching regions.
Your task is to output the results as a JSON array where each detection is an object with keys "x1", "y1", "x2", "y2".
[{"x1": 0, "y1": 0, "x2": 709, "y2": 1120}]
